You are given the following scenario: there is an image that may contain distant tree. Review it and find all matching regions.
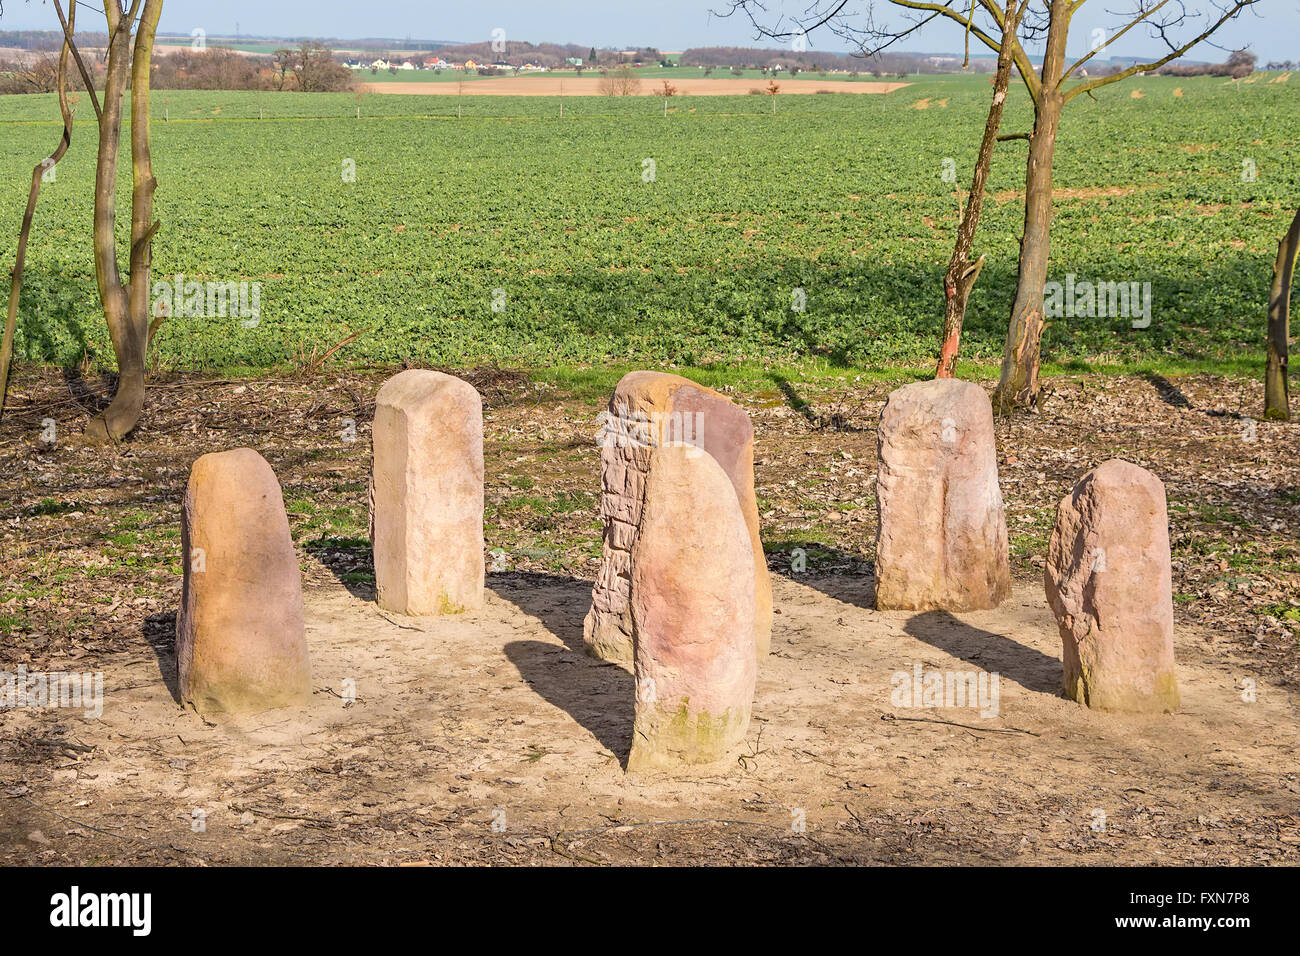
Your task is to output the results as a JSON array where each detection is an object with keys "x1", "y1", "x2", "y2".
[
  {"x1": 1227, "y1": 48, "x2": 1256, "y2": 78},
  {"x1": 0, "y1": 49, "x2": 60, "y2": 92},
  {"x1": 296, "y1": 42, "x2": 353, "y2": 91},
  {"x1": 598, "y1": 64, "x2": 641, "y2": 95},
  {"x1": 153, "y1": 47, "x2": 268, "y2": 91},
  {"x1": 272, "y1": 48, "x2": 295, "y2": 90}
]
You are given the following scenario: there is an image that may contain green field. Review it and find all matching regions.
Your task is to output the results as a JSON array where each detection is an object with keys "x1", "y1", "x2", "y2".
[{"x1": 0, "y1": 73, "x2": 1295, "y2": 379}]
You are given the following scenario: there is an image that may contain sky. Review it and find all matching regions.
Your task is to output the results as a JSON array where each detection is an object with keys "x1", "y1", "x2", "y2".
[{"x1": 2, "y1": 0, "x2": 1292, "y2": 63}]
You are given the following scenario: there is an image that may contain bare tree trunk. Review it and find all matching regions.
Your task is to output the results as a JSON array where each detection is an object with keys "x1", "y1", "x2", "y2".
[
  {"x1": 935, "y1": 0, "x2": 1021, "y2": 379},
  {"x1": 85, "y1": 16, "x2": 136, "y2": 441},
  {"x1": 0, "y1": 7, "x2": 77, "y2": 421},
  {"x1": 85, "y1": 0, "x2": 163, "y2": 443},
  {"x1": 1265, "y1": 207, "x2": 1299, "y2": 421},
  {"x1": 993, "y1": 0, "x2": 1071, "y2": 414}
]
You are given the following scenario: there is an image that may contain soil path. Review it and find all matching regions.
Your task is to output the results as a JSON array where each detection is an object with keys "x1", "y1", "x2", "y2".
[{"x1": 4, "y1": 573, "x2": 1295, "y2": 865}]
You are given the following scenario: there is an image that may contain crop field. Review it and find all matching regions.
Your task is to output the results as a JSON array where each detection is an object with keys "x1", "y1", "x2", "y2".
[{"x1": 1, "y1": 72, "x2": 1295, "y2": 382}]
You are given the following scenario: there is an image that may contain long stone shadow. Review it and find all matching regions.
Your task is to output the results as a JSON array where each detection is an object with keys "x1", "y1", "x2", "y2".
[
  {"x1": 143, "y1": 610, "x2": 181, "y2": 705},
  {"x1": 903, "y1": 610, "x2": 1061, "y2": 695},
  {"x1": 493, "y1": 571, "x2": 635, "y2": 768},
  {"x1": 768, "y1": 542, "x2": 876, "y2": 609}
]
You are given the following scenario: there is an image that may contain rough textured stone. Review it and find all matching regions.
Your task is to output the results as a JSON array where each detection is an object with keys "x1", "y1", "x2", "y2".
[
  {"x1": 371, "y1": 369, "x2": 484, "y2": 616},
  {"x1": 875, "y1": 379, "x2": 1010, "y2": 611},
  {"x1": 583, "y1": 370, "x2": 771, "y2": 663},
  {"x1": 177, "y1": 448, "x2": 311, "y2": 714},
  {"x1": 627, "y1": 445, "x2": 757, "y2": 772},
  {"x1": 1045, "y1": 459, "x2": 1179, "y2": 713}
]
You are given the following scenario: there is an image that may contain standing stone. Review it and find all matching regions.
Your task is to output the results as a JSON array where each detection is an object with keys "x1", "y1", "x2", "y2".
[
  {"x1": 584, "y1": 370, "x2": 771, "y2": 663},
  {"x1": 627, "y1": 446, "x2": 757, "y2": 772},
  {"x1": 371, "y1": 369, "x2": 484, "y2": 616},
  {"x1": 1045, "y1": 459, "x2": 1179, "y2": 713},
  {"x1": 177, "y1": 448, "x2": 311, "y2": 714},
  {"x1": 875, "y1": 379, "x2": 1010, "y2": 611}
]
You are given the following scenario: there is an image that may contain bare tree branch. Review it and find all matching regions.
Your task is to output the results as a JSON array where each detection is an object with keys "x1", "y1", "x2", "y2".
[
  {"x1": 1062, "y1": 0, "x2": 1172, "y2": 82},
  {"x1": 1, "y1": 2, "x2": 80, "y2": 419},
  {"x1": 53, "y1": 0, "x2": 103, "y2": 121},
  {"x1": 721, "y1": 1, "x2": 1046, "y2": 101},
  {"x1": 1063, "y1": 0, "x2": 1259, "y2": 103}
]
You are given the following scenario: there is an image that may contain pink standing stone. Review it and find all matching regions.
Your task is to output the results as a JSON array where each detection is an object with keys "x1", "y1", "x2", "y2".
[
  {"x1": 875, "y1": 378, "x2": 1010, "y2": 610},
  {"x1": 584, "y1": 370, "x2": 771, "y2": 664},
  {"x1": 627, "y1": 445, "x2": 757, "y2": 772},
  {"x1": 177, "y1": 448, "x2": 311, "y2": 714},
  {"x1": 1045, "y1": 459, "x2": 1179, "y2": 712},
  {"x1": 371, "y1": 369, "x2": 484, "y2": 615}
]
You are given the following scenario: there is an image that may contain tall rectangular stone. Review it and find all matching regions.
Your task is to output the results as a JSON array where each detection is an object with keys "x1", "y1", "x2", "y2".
[
  {"x1": 875, "y1": 379, "x2": 1010, "y2": 610},
  {"x1": 371, "y1": 370, "x2": 484, "y2": 615}
]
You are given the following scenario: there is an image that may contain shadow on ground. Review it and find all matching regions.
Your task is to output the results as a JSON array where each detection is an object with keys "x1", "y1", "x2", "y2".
[
  {"x1": 769, "y1": 543, "x2": 876, "y2": 608},
  {"x1": 493, "y1": 571, "x2": 635, "y2": 768},
  {"x1": 142, "y1": 610, "x2": 180, "y2": 705},
  {"x1": 904, "y1": 610, "x2": 1061, "y2": 695}
]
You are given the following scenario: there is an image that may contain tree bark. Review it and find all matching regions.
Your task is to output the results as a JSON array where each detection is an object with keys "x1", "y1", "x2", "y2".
[
  {"x1": 1265, "y1": 207, "x2": 1299, "y2": 421},
  {"x1": 992, "y1": 0, "x2": 1072, "y2": 414},
  {"x1": 85, "y1": 0, "x2": 163, "y2": 443},
  {"x1": 934, "y1": 0, "x2": 1021, "y2": 379}
]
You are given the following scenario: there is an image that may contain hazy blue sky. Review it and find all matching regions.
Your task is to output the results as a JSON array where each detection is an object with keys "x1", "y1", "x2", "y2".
[{"x1": 2, "y1": 1, "x2": 1291, "y2": 62}]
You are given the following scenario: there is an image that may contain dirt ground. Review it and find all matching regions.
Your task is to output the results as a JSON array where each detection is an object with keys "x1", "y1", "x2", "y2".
[
  {"x1": 359, "y1": 77, "x2": 910, "y2": 96},
  {"x1": 1, "y1": 366, "x2": 1297, "y2": 865}
]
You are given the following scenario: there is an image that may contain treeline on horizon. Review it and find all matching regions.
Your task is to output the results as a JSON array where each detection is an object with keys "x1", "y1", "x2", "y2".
[
  {"x1": 678, "y1": 45, "x2": 985, "y2": 74},
  {"x1": 1, "y1": 27, "x2": 1275, "y2": 95},
  {"x1": 0, "y1": 41, "x2": 355, "y2": 95}
]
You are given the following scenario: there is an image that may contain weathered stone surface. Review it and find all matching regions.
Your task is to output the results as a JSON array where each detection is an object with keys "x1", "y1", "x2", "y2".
[
  {"x1": 177, "y1": 448, "x2": 311, "y2": 714},
  {"x1": 627, "y1": 445, "x2": 757, "y2": 772},
  {"x1": 583, "y1": 370, "x2": 771, "y2": 663},
  {"x1": 875, "y1": 379, "x2": 1010, "y2": 611},
  {"x1": 1045, "y1": 459, "x2": 1179, "y2": 713},
  {"x1": 371, "y1": 369, "x2": 484, "y2": 615}
]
